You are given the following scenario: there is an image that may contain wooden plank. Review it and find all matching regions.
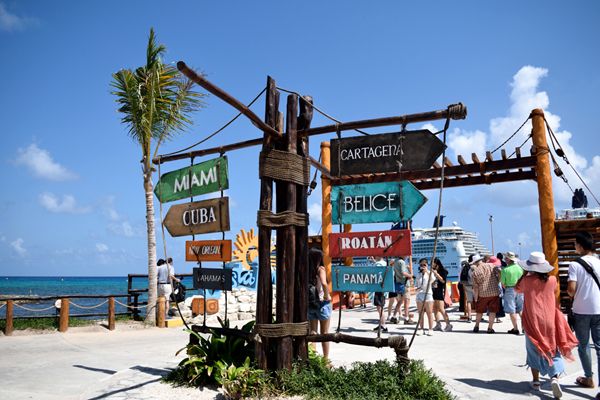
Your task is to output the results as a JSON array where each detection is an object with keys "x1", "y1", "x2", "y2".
[
  {"x1": 185, "y1": 240, "x2": 232, "y2": 262},
  {"x1": 432, "y1": 161, "x2": 441, "y2": 169},
  {"x1": 457, "y1": 155, "x2": 467, "y2": 165},
  {"x1": 163, "y1": 198, "x2": 230, "y2": 237},
  {"x1": 331, "y1": 266, "x2": 395, "y2": 292},
  {"x1": 515, "y1": 147, "x2": 522, "y2": 158},
  {"x1": 472, "y1": 153, "x2": 481, "y2": 163},
  {"x1": 412, "y1": 170, "x2": 536, "y2": 190},
  {"x1": 443, "y1": 157, "x2": 453, "y2": 167},
  {"x1": 329, "y1": 229, "x2": 412, "y2": 258},
  {"x1": 501, "y1": 149, "x2": 507, "y2": 160},
  {"x1": 486, "y1": 151, "x2": 493, "y2": 161},
  {"x1": 330, "y1": 130, "x2": 446, "y2": 176}
]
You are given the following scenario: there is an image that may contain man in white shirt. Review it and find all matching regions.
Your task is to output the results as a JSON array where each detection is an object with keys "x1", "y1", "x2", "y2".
[{"x1": 567, "y1": 231, "x2": 600, "y2": 392}]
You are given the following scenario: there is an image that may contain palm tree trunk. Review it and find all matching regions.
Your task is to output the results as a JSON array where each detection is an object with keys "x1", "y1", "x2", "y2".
[{"x1": 144, "y1": 173, "x2": 158, "y2": 325}]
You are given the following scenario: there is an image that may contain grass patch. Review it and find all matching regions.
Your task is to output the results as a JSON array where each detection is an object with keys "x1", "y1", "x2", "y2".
[
  {"x1": 276, "y1": 358, "x2": 454, "y2": 400},
  {"x1": 1, "y1": 315, "x2": 134, "y2": 332}
]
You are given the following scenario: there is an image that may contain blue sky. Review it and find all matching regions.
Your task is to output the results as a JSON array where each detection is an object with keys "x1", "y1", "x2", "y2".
[{"x1": 1, "y1": 1, "x2": 599, "y2": 276}]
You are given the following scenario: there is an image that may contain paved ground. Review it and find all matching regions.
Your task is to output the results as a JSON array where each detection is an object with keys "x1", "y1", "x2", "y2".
[{"x1": 0, "y1": 304, "x2": 598, "y2": 400}]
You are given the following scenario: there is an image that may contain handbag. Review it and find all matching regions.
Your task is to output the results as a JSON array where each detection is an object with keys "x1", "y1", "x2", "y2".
[{"x1": 569, "y1": 257, "x2": 600, "y2": 330}]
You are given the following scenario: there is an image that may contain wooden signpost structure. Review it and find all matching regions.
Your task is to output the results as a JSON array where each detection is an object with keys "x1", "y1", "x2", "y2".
[
  {"x1": 154, "y1": 60, "x2": 562, "y2": 372},
  {"x1": 162, "y1": 197, "x2": 230, "y2": 237}
]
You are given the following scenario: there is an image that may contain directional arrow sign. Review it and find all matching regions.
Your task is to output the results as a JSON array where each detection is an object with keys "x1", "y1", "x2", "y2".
[
  {"x1": 330, "y1": 130, "x2": 446, "y2": 176},
  {"x1": 329, "y1": 229, "x2": 412, "y2": 258},
  {"x1": 154, "y1": 156, "x2": 228, "y2": 203},
  {"x1": 331, "y1": 181, "x2": 427, "y2": 224},
  {"x1": 332, "y1": 266, "x2": 395, "y2": 292},
  {"x1": 185, "y1": 240, "x2": 232, "y2": 262},
  {"x1": 163, "y1": 197, "x2": 230, "y2": 237}
]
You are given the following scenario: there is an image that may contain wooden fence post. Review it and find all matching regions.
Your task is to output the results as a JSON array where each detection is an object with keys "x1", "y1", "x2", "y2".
[
  {"x1": 108, "y1": 297, "x2": 115, "y2": 331},
  {"x1": 5, "y1": 300, "x2": 13, "y2": 336},
  {"x1": 59, "y1": 298, "x2": 69, "y2": 332},
  {"x1": 157, "y1": 296, "x2": 165, "y2": 328}
]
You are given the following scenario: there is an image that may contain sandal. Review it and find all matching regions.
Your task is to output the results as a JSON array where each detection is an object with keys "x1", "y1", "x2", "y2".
[
  {"x1": 575, "y1": 376, "x2": 595, "y2": 388},
  {"x1": 530, "y1": 380, "x2": 541, "y2": 391}
]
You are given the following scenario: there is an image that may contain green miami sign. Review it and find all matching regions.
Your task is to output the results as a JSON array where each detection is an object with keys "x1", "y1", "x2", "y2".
[
  {"x1": 154, "y1": 156, "x2": 229, "y2": 203},
  {"x1": 331, "y1": 181, "x2": 427, "y2": 224}
]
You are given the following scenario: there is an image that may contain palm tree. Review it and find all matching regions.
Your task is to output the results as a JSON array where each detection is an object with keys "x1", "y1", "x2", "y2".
[{"x1": 111, "y1": 28, "x2": 204, "y2": 324}]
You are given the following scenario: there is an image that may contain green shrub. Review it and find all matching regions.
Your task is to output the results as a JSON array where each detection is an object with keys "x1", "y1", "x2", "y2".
[{"x1": 216, "y1": 357, "x2": 272, "y2": 399}]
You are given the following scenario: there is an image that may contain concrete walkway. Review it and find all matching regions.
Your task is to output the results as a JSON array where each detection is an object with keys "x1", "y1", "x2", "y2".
[{"x1": 0, "y1": 305, "x2": 597, "y2": 399}]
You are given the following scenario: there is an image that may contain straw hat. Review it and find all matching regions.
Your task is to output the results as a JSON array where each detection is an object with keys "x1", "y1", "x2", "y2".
[
  {"x1": 518, "y1": 251, "x2": 553, "y2": 273},
  {"x1": 470, "y1": 254, "x2": 484, "y2": 265},
  {"x1": 504, "y1": 251, "x2": 518, "y2": 262}
]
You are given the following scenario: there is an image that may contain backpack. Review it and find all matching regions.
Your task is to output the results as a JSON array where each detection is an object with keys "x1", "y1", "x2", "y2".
[
  {"x1": 460, "y1": 264, "x2": 470, "y2": 284},
  {"x1": 308, "y1": 283, "x2": 320, "y2": 309},
  {"x1": 170, "y1": 280, "x2": 186, "y2": 303}
]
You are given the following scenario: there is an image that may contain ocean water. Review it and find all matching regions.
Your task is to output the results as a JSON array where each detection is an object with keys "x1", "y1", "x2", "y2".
[{"x1": 0, "y1": 276, "x2": 151, "y2": 318}]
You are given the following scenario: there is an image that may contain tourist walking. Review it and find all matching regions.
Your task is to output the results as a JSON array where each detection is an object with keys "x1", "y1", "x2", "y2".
[
  {"x1": 567, "y1": 231, "x2": 600, "y2": 396},
  {"x1": 432, "y1": 258, "x2": 452, "y2": 332},
  {"x1": 308, "y1": 248, "x2": 332, "y2": 360},
  {"x1": 388, "y1": 257, "x2": 414, "y2": 324},
  {"x1": 459, "y1": 259, "x2": 474, "y2": 322},
  {"x1": 415, "y1": 258, "x2": 434, "y2": 336},
  {"x1": 157, "y1": 258, "x2": 179, "y2": 319},
  {"x1": 516, "y1": 252, "x2": 578, "y2": 398},
  {"x1": 471, "y1": 254, "x2": 500, "y2": 333},
  {"x1": 370, "y1": 256, "x2": 388, "y2": 332},
  {"x1": 501, "y1": 251, "x2": 524, "y2": 335}
]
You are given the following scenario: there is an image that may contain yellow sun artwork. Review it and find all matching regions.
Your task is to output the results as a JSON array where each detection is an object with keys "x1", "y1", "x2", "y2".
[{"x1": 232, "y1": 228, "x2": 276, "y2": 270}]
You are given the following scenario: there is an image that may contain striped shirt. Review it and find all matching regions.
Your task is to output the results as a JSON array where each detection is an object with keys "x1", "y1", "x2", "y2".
[{"x1": 472, "y1": 263, "x2": 500, "y2": 298}]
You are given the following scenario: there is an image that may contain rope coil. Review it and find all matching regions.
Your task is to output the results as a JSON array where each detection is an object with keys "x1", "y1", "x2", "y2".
[
  {"x1": 259, "y1": 150, "x2": 310, "y2": 186},
  {"x1": 257, "y1": 210, "x2": 308, "y2": 228},
  {"x1": 254, "y1": 321, "x2": 309, "y2": 338}
]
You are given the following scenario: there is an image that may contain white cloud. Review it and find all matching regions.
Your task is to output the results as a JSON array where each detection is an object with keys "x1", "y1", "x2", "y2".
[
  {"x1": 10, "y1": 238, "x2": 26, "y2": 256},
  {"x1": 108, "y1": 221, "x2": 136, "y2": 237},
  {"x1": 101, "y1": 196, "x2": 120, "y2": 221},
  {"x1": 15, "y1": 144, "x2": 77, "y2": 181},
  {"x1": 447, "y1": 128, "x2": 487, "y2": 160},
  {"x1": 96, "y1": 243, "x2": 109, "y2": 253},
  {"x1": 39, "y1": 192, "x2": 91, "y2": 214},
  {"x1": 0, "y1": 3, "x2": 36, "y2": 32}
]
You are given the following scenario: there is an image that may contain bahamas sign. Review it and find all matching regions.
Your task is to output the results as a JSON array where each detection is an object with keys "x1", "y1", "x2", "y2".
[
  {"x1": 331, "y1": 266, "x2": 394, "y2": 292},
  {"x1": 329, "y1": 229, "x2": 411, "y2": 258},
  {"x1": 330, "y1": 130, "x2": 446, "y2": 176},
  {"x1": 154, "y1": 156, "x2": 229, "y2": 203},
  {"x1": 331, "y1": 181, "x2": 426, "y2": 224},
  {"x1": 193, "y1": 267, "x2": 233, "y2": 291}
]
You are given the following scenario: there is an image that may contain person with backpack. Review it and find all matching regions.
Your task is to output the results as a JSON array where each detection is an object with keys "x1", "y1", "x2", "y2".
[
  {"x1": 308, "y1": 248, "x2": 332, "y2": 361},
  {"x1": 568, "y1": 231, "x2": 600, "y2": 397}
]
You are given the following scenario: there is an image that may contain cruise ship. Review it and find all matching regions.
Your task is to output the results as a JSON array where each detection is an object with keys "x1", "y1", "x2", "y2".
[{"x1": 410, "y1": 224, "x2": 489, "y2": 281}]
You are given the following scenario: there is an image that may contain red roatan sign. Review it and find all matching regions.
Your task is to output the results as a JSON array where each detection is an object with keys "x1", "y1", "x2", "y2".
[{"x1": 329, "y1": 229, "x2": 412, "y2": 258}]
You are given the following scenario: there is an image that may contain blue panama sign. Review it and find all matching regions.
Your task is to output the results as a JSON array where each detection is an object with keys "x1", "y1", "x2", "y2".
[
  {"x1": 331, "y1": 181, "x2": 427, "y2": 224},
  {"x1": 331, "y1": 266, "x2": 395, "y2": 292}
]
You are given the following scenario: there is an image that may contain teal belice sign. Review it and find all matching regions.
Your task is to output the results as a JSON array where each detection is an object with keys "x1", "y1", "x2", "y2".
[
  {"x1": 154, "y1": 156, "x2": 229, "y2": 203},
  {"x1": 331, "y1": 266, "x2": 395, "y2": 292},
  {"x1": 331, "y1": 181, "x2": 426, "y2": 224}
]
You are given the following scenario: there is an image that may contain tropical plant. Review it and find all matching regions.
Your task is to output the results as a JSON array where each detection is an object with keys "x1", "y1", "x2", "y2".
[
  {"x1": 110, "y1": 28, "x2": 204, "y2": 323},
  {"x1": 215, "y1": 357, "x2": 272, "y2": 399},
  {"x1": 171, "y1": 318, "x2": 256, "y2": 386}
]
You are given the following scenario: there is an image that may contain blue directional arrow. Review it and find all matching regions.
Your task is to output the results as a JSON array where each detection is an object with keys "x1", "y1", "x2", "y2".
[{"x1": 331, "y1": 181, "x2": 427, "y2": 224}]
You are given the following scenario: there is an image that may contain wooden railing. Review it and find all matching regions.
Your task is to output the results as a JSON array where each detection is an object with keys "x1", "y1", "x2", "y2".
[
  {"x1": 1, "y1": 294, "x2": 132, "y2": 336},
  {"x1": 126, "y1": 273, "x2": 195, "y2": 319}
]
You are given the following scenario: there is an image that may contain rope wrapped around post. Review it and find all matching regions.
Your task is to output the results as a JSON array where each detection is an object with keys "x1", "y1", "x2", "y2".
[
  {"x1": 254, "y1": 321, "x2": 309, "y2": 339},
  {"x1": 259, "y1": 149, "x2": 310, "y2": 186},
  {"x1": 257, "y1": 210, "x2": 308, "y2": 228}
]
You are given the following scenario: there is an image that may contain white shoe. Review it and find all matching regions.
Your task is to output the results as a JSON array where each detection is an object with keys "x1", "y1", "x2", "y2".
[
  {"x1": 551, "y1": 378, "x2": 562, "y2": 398},
  {"x1": 426, "y1": 329, "x2": 433, "y2": 336},
  {"x1": 529, "y1": 380, "x2": 541, "y2": 391}
]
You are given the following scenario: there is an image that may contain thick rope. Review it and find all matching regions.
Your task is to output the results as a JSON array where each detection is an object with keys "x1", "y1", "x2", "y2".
[
  {"x1": 257, "y1": 210, "x2": 308, "y2": 228},
  {"x1": 13, "y1": 303, "x2": 57, "y2": 312},
  {"x1": 69, "y1": 300, "x2": 109, "y2": 309},
  {"x1": 259, "y1": 150, "x2": 310, "y2": 185},
  {"x1": 254, "y1": 321, "x2": 309, "y2": 338}
]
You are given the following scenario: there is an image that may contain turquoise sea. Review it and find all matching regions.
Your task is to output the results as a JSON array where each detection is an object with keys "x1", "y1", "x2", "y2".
[{"x1": 0, "y1": 276, "x2": 163, "y2": 318}]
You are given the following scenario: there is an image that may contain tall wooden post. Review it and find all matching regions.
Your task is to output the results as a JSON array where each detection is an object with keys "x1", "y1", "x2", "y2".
[
  {"x1": 108, "y1": 297, "x2": 116, "y2": 331},
  {"x1": 157, "y1": 296, "x2": 165, "y2": 328},
  {"x1": 294, "y1": 96, "x2": 313, "y2": 360},
  {"x1": 531, "y1": 109, "x2": 558, "y2": 274},
  {"x1": 320, "y1": 142, "x2": 333, "y2": 291},
  {"x1": 5, "y1": 300, "x2": 14, "y2": 336},
  {"x1": 256, "y1": 77, "x2": 279, "y2": 369},
  {"x1": 59, "y1": 298, "x2": 69, "y2": 332}
]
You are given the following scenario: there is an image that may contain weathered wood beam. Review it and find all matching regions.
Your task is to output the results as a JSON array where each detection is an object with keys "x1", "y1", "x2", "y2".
[
  {"x1": 501, "y1": 149, "x2": 507, "y2": 160},
  {"x1": 472, "y1": 153, "x2": 481, "y2": 163},
  {"x1": 412, "y1": 170, "x2": 536, "y2": 190},
  {"x1": 154, "y1": 104, "x2": 468, "y2": 164},
  {"x1": 486, "y1": 151, "x2": 493, "y2": 161},
  {"x1": 443, "y1": 157, "x2": 453, "y2": 167},
  {"x1": 177, "y1": 61, "x2": 282, "y2": 140},
  {"x1": 309, "y1": 155, "x2": 332, "y2": 179}
]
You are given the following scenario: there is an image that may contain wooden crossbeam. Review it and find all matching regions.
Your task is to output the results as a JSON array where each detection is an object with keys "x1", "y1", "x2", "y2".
[
  {"x1": 486, "y1": 151, "x2": 493, "y2": 161},
  {"x1": 501, "y1": 149, "x2": 507, "y2": 160},
  {"x1": 443, "y1": 157, "x2": 454, "y2": 167},
  {"x1": 412, "y1": 170, "x2": 536, "y2": 190},
  {"x1": 472, "y1": 153, "x2": 481, "y2": 163},
  {"x1": 457, "y1": 155, "x2": 467, "y2": 165}
]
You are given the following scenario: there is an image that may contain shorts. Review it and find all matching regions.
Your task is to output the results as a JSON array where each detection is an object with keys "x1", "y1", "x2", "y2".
[
  {"x1": 395, "y1": 282, "x2": 406, "y2": 296},
  {"x1": 416, "y1": 292, "x2": 433, "y2": 303},
  {"x1": 308, "y1": 300, "x2": 332, "y2": 321},
  {"x1": 158, "y1": 283, "x2": 172, "y2": 299},
  {"x1": 475, "y1": 295, "x2": 500, "y2": 314},
  {"x1": 502, "y1": 287, "x2": 524, "y2": 314},
  {"x1": 374, "y1": 292, "x2": 385, "y2": 307},
  {"x1": 432, "y1": 288, "x2": 445, "y2": 301},
  {"x1": 464, "y1": 285, "x2": 474, "y2": 302}
]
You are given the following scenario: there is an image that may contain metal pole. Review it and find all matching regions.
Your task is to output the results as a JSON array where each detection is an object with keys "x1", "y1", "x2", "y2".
[{"x1": 489, "y1": 215, "x2": 494, "y2": 255}]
